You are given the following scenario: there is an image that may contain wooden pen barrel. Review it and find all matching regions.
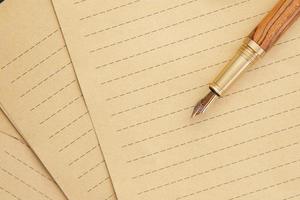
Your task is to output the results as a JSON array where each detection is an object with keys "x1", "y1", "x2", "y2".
[
  {"x1": 210, "y1": 0, "x2": 300, "y2": 96},
  {"x1": 249, "y1": 0, "x2": 300, "y2": 51}
]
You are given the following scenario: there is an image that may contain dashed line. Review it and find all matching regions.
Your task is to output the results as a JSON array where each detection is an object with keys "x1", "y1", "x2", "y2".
[
  {"x1": 0, "y1": 186, "x2": 22, "y2": 200},
  {"x1": 281, "y1": 193, "x2": 300, "y2": 200},
  {"x1": 112, "y1": 84, "x2": 207, "y2": 116},
  {"x1": 68, "y1": 145, "x2": 98, "y2": 166},
  {"x1": 49, "y1": 111, "x2": 89, "y2": 139},
  {"x1": 226, "y1": 177, "x2": 300, "y2": 200},
  {"x1": 100, "y1": 37, "x2": 244, "y2": 85},
  {"x1": 127, "y1": 110, "x2": 300, "y2": 164},
  {"x1": 84, "y1": 0, "x2": 208, "y2": 37},
  {"x1": 0, "y1": 167, "x2": 53, "y2": 200},
  {"x1": 87, "y1": 177, "x2": 110, "y2": 192},
  {"x1": 175, "y1": 163, "x2": 300, "y2": 199},
  {"x1": 89, "y1": 0, "x2": 251, "y2": 52},
  {"x1": 224, "y1": 72, "x2": 299, "y2": 98},
  {"x1": 130, "y1": 106, "x2": 300, "y2": 179},
  {"x1": 105, "y1": 193, "x2": 116, "y2": 200},
  {"x1": 1, "y1": 29, "x2": 58, "y2": 70},
  {"x1": 19, "y1": 60, "x2": 70, "y2": 98},
  {"x1": 111, "y1": 60, "x2": 300, "y2": 116},
  {"x1": 4, "y1": 151, "x2": 52, "y2": 181},
  {"x1": 122, "y1": 91, "x2": 300, "y2": 149},
  {"x1": 99, "y1": 34, "x2": 300, "y2": 86},
  {"x1": 74, "y1": 0, "x2": 88, "y2": 5},
  {"x1": 128, "y1": 72, "x2": 299, "y2": 150},
  {"x1": 118, "y1": 106, "x2": 193, "y2": 133},
  {"x1": 80, "y1": 0, "x2": 143, "y2": 20},
  {"x1": 59, "y1": 128, "x2": 94, "y2": 152},
  {"x1": 139, "y1": 153, "x2": 300, "y2": 195},
  {"x1": 117, "y1": 81, "x2": 300, "y2": 133},
  {"x1": 40, "y1": 95, "x2": 83, "y2": 125},
  {"x1": 11, "y1": 46, "x2": 67, "y2": 84},
  {"x1": 30, "y1": 79, "x2": 77, "y2": 112},
  {"x1": 108, "y1": 60, "x2": 225, "y2": 103},
  {"x1": 108, "y1": 52, "x2": 300, "y2": 108},
  {"x1": 249, "y1": 53, "x2": 300, "y2": 72},
  {"x1": 95, "y1": 13, "x2": 264, "y2": 68},
  {"x1": 127, "y1": 120, "x2": 300, "y2": 164},
  {"x1": 77, "y1": 160, "x2": 105, "y2": 179}
]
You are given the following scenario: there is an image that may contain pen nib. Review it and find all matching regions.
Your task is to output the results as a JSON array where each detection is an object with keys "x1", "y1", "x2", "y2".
[{"x1": 191, "y1": 91, "x2": 218, "y2": 118}]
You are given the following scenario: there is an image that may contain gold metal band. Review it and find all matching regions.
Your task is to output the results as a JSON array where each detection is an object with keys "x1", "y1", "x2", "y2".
[{"x1": 209, "y1": 38, "x2": 265, "y2": 96}]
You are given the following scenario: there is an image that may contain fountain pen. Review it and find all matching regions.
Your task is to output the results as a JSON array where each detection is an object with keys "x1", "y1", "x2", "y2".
[{"x1": 192, "y1": 0, "x2": 300, "y2": 118}]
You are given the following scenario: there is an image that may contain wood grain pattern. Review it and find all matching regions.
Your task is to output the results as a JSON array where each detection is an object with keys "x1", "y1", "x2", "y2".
[{"x1": 249, "y1": 0, "x2": 300, "y2": 51}]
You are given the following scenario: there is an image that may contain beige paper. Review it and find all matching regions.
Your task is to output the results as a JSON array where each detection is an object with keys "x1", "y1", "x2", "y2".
[
  {"x1": 0, "y1": 109, "x2": 23, "y2": 142},
  {"x1": 0, "y1": 1, "x2": 115, "y2": 200},
  {"x1": 0, "y1": 115, "x2": 67, "y2": 200},
  {"x1": 52, "y1": 0, "x2": 300, "y2": 200}
]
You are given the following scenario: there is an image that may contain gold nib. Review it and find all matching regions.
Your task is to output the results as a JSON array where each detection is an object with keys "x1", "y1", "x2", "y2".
[{"x1": 191, "y1": 90, "x2": 218, "y2": 118}]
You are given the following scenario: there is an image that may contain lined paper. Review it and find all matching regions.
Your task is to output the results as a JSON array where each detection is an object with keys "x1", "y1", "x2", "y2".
[
  {"x1": 0, "y1": 124, "x2": 67, "y2": 200},
  {"x1": 52, "y1": 0, "x2": 300, "y2": 200},
  {"x1": 0, "y1": 1, "x2": 115, "y2": 200}
]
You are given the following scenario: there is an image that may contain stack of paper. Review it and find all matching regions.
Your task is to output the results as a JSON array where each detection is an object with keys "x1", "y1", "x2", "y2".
[
  {"x1": 0, "y1": 109, "x2": 68, "y2": 200},
  {"x1": 1, "y1": 0, "x2": 300, "y2": 200},
  {"x1": 0, "y1": 1, "x2": 115, "y2": 200}
]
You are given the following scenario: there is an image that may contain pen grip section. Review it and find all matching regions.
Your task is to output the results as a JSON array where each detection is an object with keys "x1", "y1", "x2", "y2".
[
  {"x1": 249, "y1": 0, "x2": 300, "y2": 51},
  {"x1": 210, "y1": 40, "x2": 263, "y2": 96}
]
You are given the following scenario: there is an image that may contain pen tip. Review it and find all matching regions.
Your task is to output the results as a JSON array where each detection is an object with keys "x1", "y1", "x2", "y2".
[
  {"x1": 191, "y1": 91, "x2": 218, "y2": 118},
  {"x1": 191, "y1": 103, "x2": 205, "y2": 118}
]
